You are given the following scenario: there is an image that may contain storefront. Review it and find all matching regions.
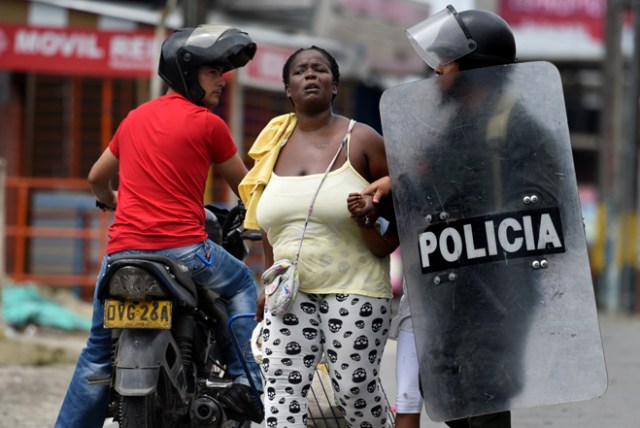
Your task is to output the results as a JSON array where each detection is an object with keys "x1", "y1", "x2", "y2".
[{"x1": 0, "y1": 0, "x2": 368, "y2": 291}]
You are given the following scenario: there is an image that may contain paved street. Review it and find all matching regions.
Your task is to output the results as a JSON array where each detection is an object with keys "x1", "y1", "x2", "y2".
[
  {"x1": 509, "y1": 313, "x2": 640, "y2": 428},
  {"x1": 0, "y1": 311, "x2": 637, "y2": 427},
  {"x1": 376, "y1": 313, "x2": 640, "y2": 428}
]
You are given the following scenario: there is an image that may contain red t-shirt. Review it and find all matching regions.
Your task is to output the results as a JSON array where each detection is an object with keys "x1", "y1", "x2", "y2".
[{"x1": 106, "y1": 93, "x2": 237, "y2": 254}]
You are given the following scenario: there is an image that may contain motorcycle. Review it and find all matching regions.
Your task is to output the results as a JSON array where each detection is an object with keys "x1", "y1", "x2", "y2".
[{"x1": 96, "y1": 202, "x2": 263, "y2": 428}]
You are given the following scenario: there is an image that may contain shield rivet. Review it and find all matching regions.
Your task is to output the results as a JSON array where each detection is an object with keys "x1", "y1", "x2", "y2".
[
  {"x1": 439, "y1": 212, "x2": 448, "y2": 220},
  {"x1": 523, "y1": 196, "x2": 531, "y2": 204},
  {"x1": 540, "y1": 260, "x2": 549, "y2": 268},
  {"x1": 531, "y1": 195, "x2": 539, "y2": 203},
  {"x1": 532, "y1": 260, "x2": 540, "y2": 269},
  {"x1": 448, "y1": 273, "x2": 456, "y2": 281},
  {"x1": 433, "y1": 276, "x2": 441, "y2": 285}
]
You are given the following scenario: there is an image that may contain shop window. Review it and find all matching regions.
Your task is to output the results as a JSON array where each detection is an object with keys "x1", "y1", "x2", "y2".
[{"x1": 26, "y1": 74, "x2": 141, "y2": 178}]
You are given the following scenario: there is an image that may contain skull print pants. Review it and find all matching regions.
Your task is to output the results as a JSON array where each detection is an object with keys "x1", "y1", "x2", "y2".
[{"x1": 262, "y1": 292, "x2": 391, "y2": 428}]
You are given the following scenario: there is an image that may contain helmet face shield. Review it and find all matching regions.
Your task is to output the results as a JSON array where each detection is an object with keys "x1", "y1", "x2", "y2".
[
  {"x1": 183, "y1": 25, "x2": 253, "y2": 71},
  {"x1": 406, "y1": 5, "x2": 477, "y2": 69},
  {"x1": 186, "y1": 25, "x2": 228, "y2": 49}
]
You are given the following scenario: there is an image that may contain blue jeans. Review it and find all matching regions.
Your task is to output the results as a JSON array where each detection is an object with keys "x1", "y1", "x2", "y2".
[{"x1": 55, "y1": 240, "x2": 259, "y2": 428}]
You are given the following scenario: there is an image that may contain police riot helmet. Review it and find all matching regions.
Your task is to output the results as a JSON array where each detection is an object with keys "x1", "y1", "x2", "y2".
[
  {"x1": 406, "y1": 5, "x2": 516, "y2": 71},
  {"x1": 158, "y1": 25, "x2": 256, "y2": 104}
]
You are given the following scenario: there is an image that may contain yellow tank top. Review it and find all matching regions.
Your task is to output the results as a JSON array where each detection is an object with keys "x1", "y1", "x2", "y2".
[{"x1": 256, "y1": 128, "x2": 391, "y2": 298}]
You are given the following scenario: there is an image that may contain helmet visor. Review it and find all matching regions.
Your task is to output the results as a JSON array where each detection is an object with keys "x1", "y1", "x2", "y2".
[
  {"x1": 186, "y1": 24, "x2": 230, "y2": 49},
  {"x1": 406, "y1": 5, "x2": 477, "y2": 70}
]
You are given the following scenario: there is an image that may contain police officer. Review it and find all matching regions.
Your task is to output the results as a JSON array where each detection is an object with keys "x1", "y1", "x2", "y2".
[{"x1": 357, "y1": 6, "x2": 536, "y2": 428}]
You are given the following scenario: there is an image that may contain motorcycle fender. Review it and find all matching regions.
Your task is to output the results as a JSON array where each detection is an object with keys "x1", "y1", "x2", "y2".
[{"x1": 114, "y1": 329, "x2": 187, "y2": 399}]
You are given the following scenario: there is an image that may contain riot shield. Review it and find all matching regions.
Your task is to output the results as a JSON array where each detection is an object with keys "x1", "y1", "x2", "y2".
[{"x1": 380, "y1": 61, "x2": 607, "y2": 422}]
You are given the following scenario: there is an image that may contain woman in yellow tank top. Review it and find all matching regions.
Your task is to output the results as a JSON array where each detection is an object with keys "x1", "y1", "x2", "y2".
[{"x1": 240, "y1": 46, "x2": 398, "y2": 428}]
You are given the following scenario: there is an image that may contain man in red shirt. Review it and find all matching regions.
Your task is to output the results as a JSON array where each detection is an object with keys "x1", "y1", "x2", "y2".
[{"x1": 56, "y1": 25, "x2": 262, "y2": 427}]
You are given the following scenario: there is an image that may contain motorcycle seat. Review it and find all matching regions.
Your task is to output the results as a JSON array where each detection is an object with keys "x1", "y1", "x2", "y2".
[{"x1": 103, "y1": 254, "x2": 198, "y2": 304}]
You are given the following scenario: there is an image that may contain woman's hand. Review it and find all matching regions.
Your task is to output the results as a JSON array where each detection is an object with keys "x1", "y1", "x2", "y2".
[
  {"x1": 348, "y1": 193, "x2": 378, "y2": 227},
  {"x1": 349, "y1": 175, "x2": 392, "y2": 227}
]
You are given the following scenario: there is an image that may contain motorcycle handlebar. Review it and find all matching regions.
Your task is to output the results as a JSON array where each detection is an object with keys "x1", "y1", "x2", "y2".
[{"x1": 221, "y1": 203, "x2": 243, "y2": 237}]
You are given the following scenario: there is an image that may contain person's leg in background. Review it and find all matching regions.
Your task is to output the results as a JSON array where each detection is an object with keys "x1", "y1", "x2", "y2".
[
  {"x1": 395, "y1": 328, "x2": 423, "y2": 428},
  {"x1": 55, "y1": 255, "x2": 113, "y2": 428}
]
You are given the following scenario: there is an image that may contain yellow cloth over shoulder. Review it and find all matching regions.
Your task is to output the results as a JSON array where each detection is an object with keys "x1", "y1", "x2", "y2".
[{"x1": 239, "y1": 113, "x2": 297, "y2": 230}]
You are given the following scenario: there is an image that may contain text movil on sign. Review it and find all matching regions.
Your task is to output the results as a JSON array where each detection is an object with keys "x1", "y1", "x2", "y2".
[
  {"x1": 418, "y1": 207, "x2": 565, "y2": 273},
  {"x1": 15, "y1": 29, "x2": 104, "y2": 58},
  {"x1": 6, "y1": 26, "x2": 157, "y2": 75}
]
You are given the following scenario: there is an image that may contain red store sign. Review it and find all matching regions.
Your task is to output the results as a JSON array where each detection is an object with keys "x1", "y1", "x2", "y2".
[
  {"x1": 499, "y1": 0, "x2": 606, "y2": 40},
  {"x1": 238, "y1": 43, "x2": 295, "y2": 91},
  {"x1": 0, "y1": 23, "x2": 307, "y2": 91},
  {"x1": 0, "y1": 23, "x2": 160, "y2": 78}
]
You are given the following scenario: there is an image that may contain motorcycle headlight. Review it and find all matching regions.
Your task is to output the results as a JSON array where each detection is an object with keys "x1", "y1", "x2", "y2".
[{"x1": 108, "y1": 266, "x2": 168, "y2": 300}]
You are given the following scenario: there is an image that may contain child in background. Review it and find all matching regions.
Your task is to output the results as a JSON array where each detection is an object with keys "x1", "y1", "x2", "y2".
[{"x1": 389, "y1": 280, "x2": 423, "y2": 428}]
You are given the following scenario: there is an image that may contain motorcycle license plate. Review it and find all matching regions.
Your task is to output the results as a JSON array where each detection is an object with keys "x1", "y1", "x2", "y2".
[{"x1": 104, "y1": 299, "x2": 172, "y2": 329}]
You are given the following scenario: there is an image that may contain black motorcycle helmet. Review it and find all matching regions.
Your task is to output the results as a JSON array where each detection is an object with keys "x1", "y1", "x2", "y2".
[
  {"x1": 406, "y1": 5, "x2": 516, "y2": 72},
  {"x1": 158, "y1": 25, "x2": 256, "y2": 104}
]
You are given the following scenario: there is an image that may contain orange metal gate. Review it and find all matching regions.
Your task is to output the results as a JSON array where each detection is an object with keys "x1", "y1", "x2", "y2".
[{"x1": 5, "y1": 176, "x2": 110, "y2": 290}]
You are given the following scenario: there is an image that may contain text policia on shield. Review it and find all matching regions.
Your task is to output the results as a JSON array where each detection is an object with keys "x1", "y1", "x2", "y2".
[{"x1": 418, "y1": 207, "x2": 565, "y2": 273}]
